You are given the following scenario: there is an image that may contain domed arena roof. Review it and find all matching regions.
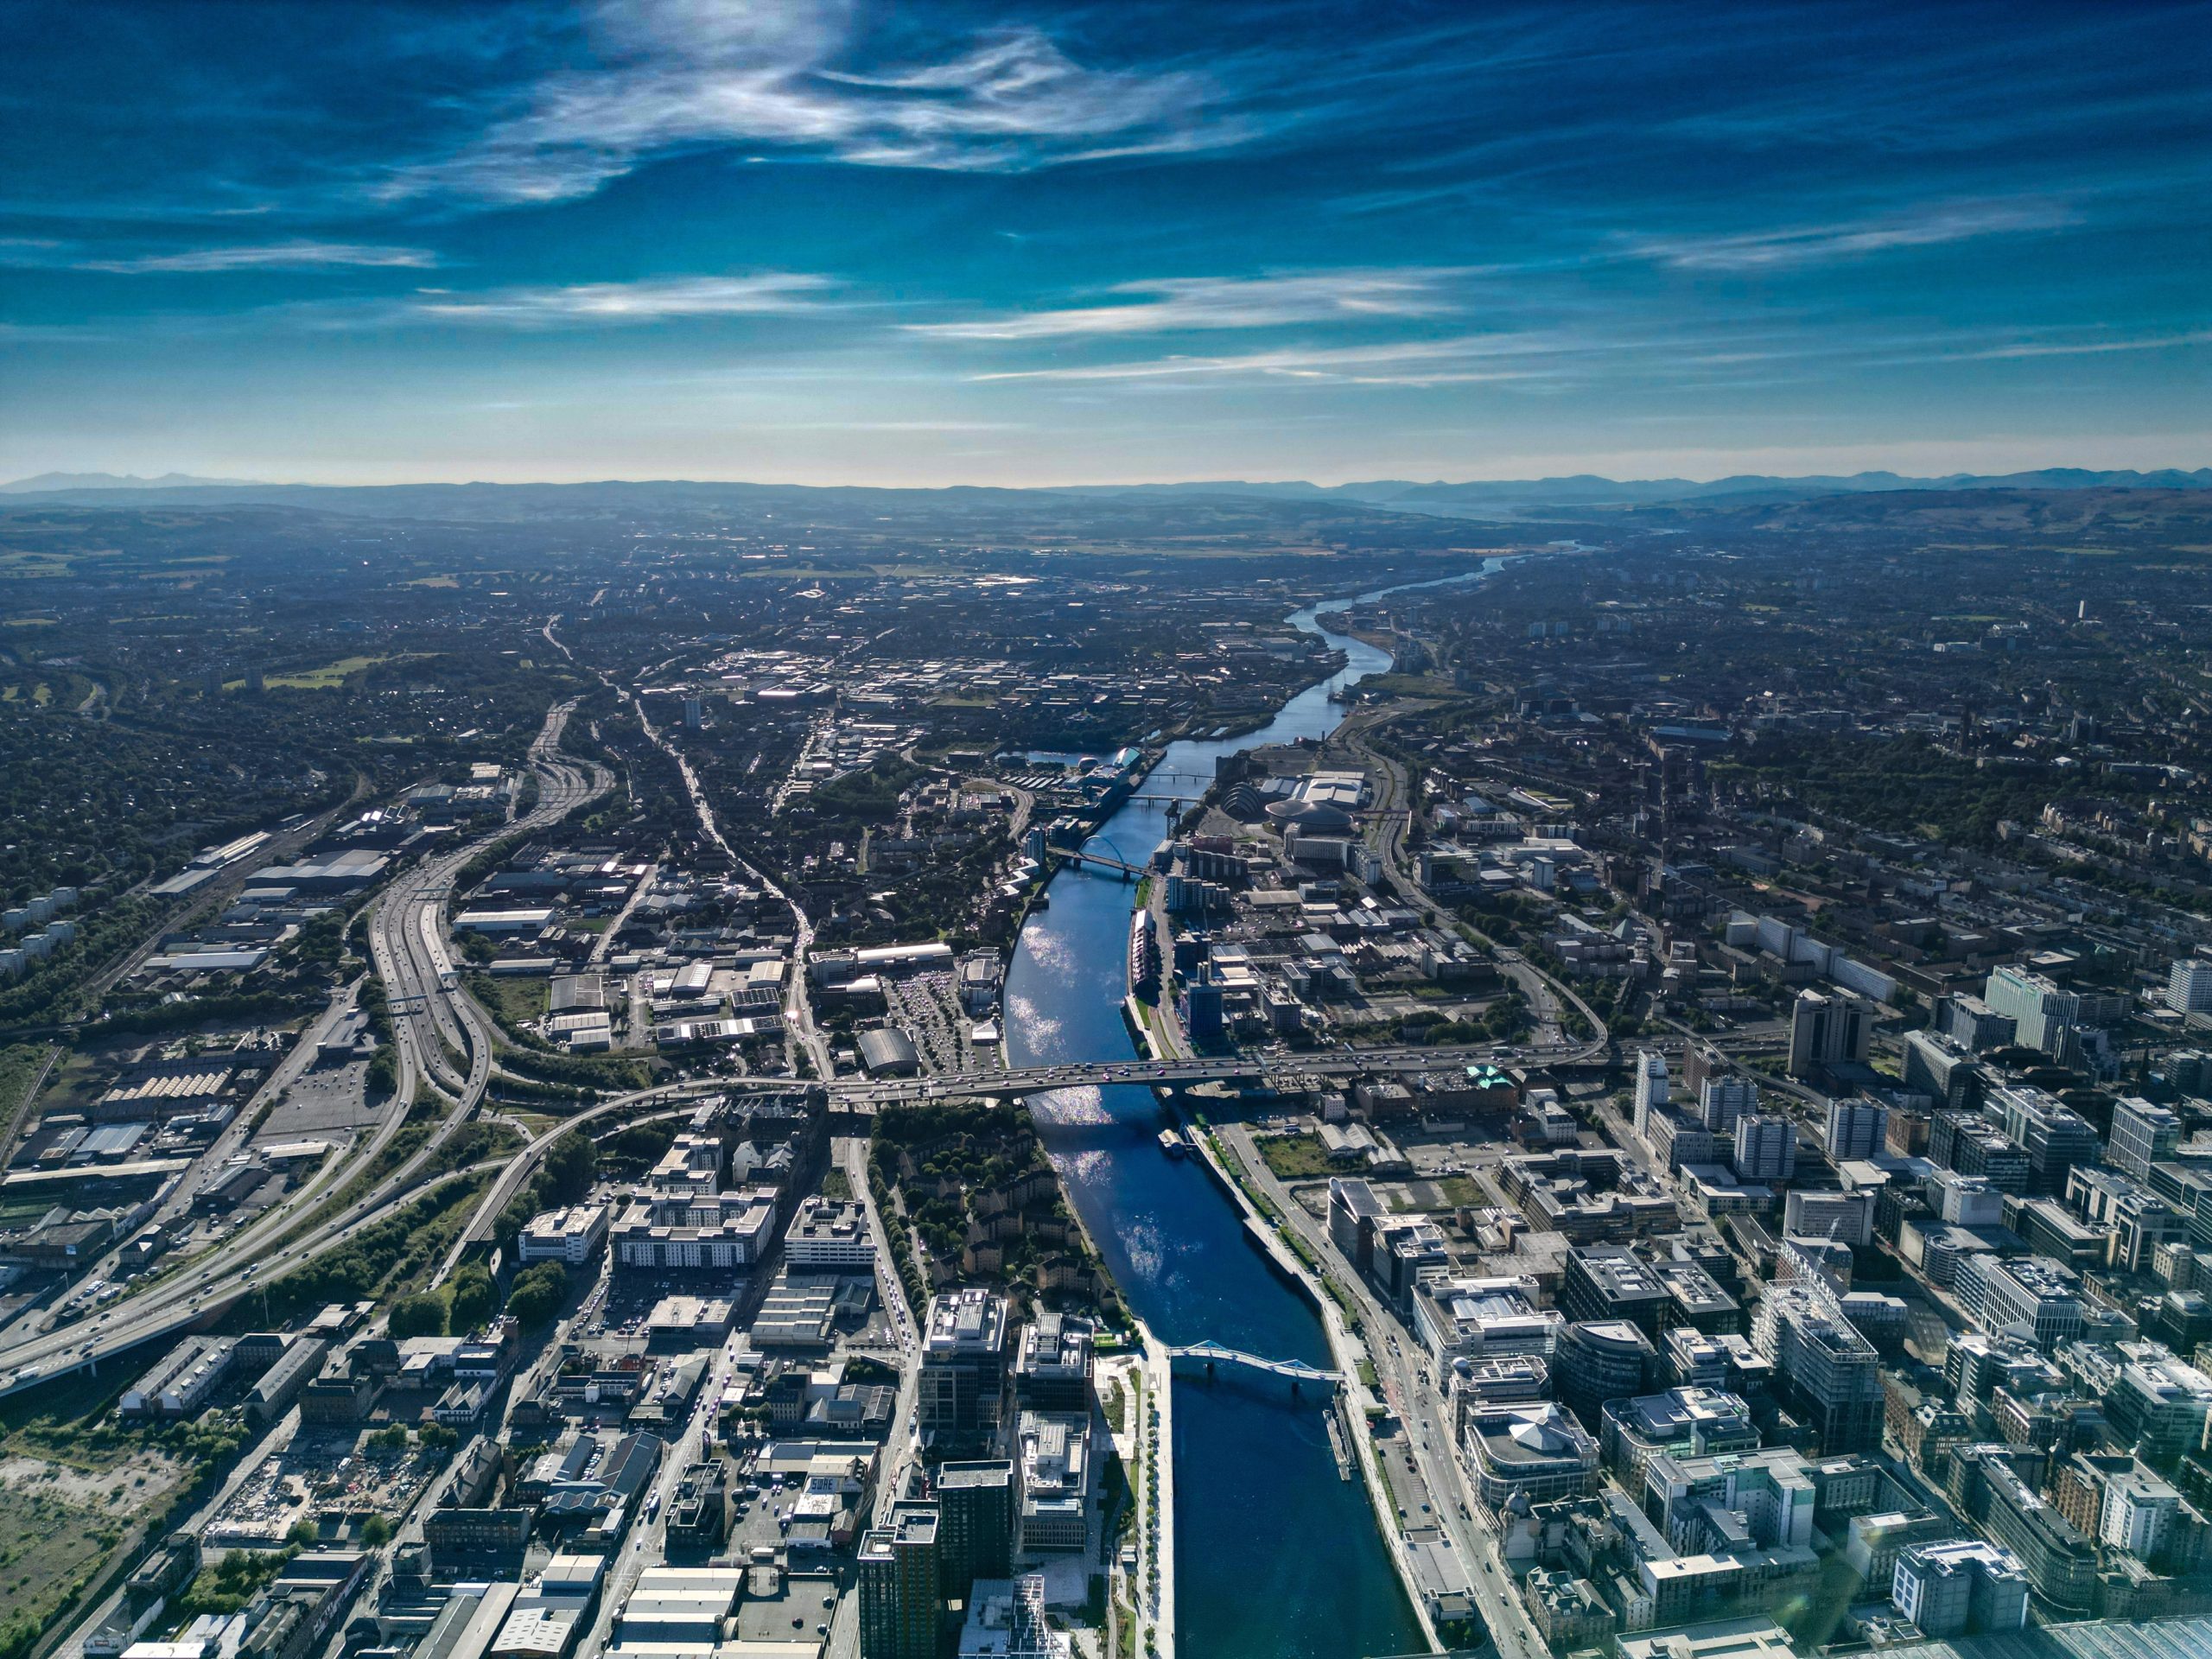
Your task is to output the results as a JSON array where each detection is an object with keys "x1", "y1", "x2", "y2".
[{"x1": 1264, "y1": 797, "x2": 1355, "y2": 833}]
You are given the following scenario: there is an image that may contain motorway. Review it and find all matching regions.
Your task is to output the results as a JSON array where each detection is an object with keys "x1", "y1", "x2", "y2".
[
  {"x1": 821, "y1": 1131, "x2": 921, "y2": 1659},
  {"x1": 0, "y1": 1020, "x2": 1576, "y2": 1391},
  {"x1": 0, "y1": 980, "x2": 370, "y2": 1351},
  {"x1": 0, "y1": 702, "x2": 609, "y2": 1396},
  {"x1": 427, "y1": 1090, "x2": 713, "y2": 1287}
]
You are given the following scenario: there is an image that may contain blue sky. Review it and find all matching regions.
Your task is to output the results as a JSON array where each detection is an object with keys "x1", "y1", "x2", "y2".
[{"x1": 2, "y1": 0, "x2": 2206, "y2": 486}]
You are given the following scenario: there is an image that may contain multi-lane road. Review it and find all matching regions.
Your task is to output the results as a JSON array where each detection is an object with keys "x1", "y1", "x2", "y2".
[
  {"x1": 0, "y1": 704, "x2": 609, "y2": 1396},
  {"x1": 0, "y1": 681, "x2": 1607, "y2": 1417},
  {"x1": 829, "y1": 1039, "x2": 1605, "y2": 1106}
]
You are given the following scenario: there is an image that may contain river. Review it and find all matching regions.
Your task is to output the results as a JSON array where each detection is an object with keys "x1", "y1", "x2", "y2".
[{"x1": 1001, "y1": 560, "x2": 1503, "y2": 1659}]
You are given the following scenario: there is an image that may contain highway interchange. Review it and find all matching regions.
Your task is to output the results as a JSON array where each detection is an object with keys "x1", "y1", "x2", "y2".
[{"x1": 0, "y1": 702, "x2": 609, "y2": 1396}]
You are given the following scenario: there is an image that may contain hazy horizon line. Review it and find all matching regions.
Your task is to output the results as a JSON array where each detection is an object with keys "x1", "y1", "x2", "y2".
[{"x1": 8, "y1": 458, "x2": 2209, "y2": 494}]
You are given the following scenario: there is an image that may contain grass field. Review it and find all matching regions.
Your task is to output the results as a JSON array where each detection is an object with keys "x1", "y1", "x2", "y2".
[
  {"x1": 470, "y1": 975, "x2": 550, "y2": 1035},
  {"x1": 1254, "y1": 1131, "x2": 1338, "y2": 1181},
  {"x1": 0, "y1": 1046, "x2": 52, "y2": 1141},
  {"x1": 222, "y1": 652, "x2": 429, "y2": 691},
  {"x1": 0, "y1": 1370, "x2": 194, "y2": 1643},
  {"x1": 0, "y1": 1481, "x2": 129, "y2": 1635}
]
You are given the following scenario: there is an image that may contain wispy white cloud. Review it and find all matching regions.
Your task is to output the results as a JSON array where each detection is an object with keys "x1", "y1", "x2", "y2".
[
  {"x1": 77, "y1": 241, "x2": 441, "y2": 273},
  {"x1": 905, "y1": 269, "x2": 1465, "y2": 340},
  {"x1": 385, "y1": 2, "x2": 1255, "y2": 204},
  {"x1": 1627, "y1": 202, "x2": 2073, "y2": 271},
  {"x1": 970, "y1": 334, "x2": 1563, "y2": 388},
  {"x1": 394, "y1": 272, "x2": 833, "y2": 326},
  {"x1": 1948, "y1": 328, "x2": 2212, "y2": 361}
]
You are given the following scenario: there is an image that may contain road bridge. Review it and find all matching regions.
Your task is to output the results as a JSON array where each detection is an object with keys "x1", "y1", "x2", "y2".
[
  {"x1": 1169, "y1": 1341, "x2": 1341, "y2": 1387},
  {"x1": 0, "y1": 1021, "x2": 1594, "y2": 1393},
  {"x1": 823, "y1": 1040, "x2": 1603, "y2": 1107}
]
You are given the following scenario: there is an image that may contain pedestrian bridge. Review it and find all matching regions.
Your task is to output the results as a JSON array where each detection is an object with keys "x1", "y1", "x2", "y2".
[
  {"x1": 1053, "y1": 844, "x2": 1145, "y2": 879},
  {"x1": 1168, "y1": 1340, "x2": 1342, "y2": 1388}
]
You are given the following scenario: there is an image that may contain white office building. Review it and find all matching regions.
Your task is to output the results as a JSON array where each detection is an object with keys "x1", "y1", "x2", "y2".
[
  {"x1": 1633, "y1": 1051, "x2": 1670, "y2": 1139},
  {"x1": 1955, "y1": 1255, "x2": 2083, "y2": 1349},
  {"x1": 1783, "y1": 1189, "x2": 1875, "y2": 1249},
  {"x1": 519, "y1": 1205, "x2": 610, "y2": 1265},
  {"x1": 2110, "y1": 1096, "x2": 2182, "y2": 1180},
  {"x1": 1983, "y1": 965, "x2": 2081, "y2": 1061},
  {"x1": 2100, "y1": 1464, "x2": 2185, "y2": 1560},
  {"x1": 2168, "y1": 958, "x2": 2212, "y2": 1015},
  {"x1": 1891, "y1": 1540, "x2": 2028, "y2": 1637},
  {"x1": 784, "y1": 1196, "x2": 878, "y2": 1268}
]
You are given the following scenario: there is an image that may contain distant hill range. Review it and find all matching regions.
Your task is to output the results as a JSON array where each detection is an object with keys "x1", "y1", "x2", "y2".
[
  {"x1": 1053, "y1": 467, "x2": 2212, "y2": 517},
  {"x1": 0, "y1": 471, "x2": 267, "y2": 493},
  {"x1": 1, "y1": 466, "x2": 2204, "y2": 524}
]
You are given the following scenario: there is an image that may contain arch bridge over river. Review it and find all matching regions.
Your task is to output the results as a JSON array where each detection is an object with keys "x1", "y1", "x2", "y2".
[{"x1": 1168, "y1": 1341, "x2": 1343, "y2": 1389}]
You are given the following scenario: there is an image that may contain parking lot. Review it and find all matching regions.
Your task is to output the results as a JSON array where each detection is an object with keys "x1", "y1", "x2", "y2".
[
  {"x1": 879, "y1": 971, "x2": 990, "y2": 1075},
  {"x1": 255, "y1": 1054, "x2": 378, "y2": 1138}
]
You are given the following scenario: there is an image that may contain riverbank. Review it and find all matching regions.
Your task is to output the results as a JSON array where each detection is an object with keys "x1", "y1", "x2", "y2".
[
  {"x1": 1196, "y1": 1124, "x2": 1444, "y2": 1650},
  {"x1": 1096, "y1": 1335, "x2": 1177, "y2": 1659},
  {"x1": 1001, "y1": 557, "x2": 1513, "y2": 1659},
  {"x1": 1141, "y1": 1330, "x2": 1177, "y2": 1659},
  {"x1": 1129, "y1": 982, "x2": 1444, "y2": 1650}
]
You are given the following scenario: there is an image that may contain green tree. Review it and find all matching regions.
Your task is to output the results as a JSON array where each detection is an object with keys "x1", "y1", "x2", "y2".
[
  {"x1": 365, "y1": 1047, "x2": 397, "y2": 1097},
  {"x1": 538, "y1": 1132, "x2": 597, "y2": 1204},
  {"x1": 287, "y1": 1519, "x2": 319, "y2": 1549},
  {"x1": 360, "y1": 1516, "x2": 394, "y2": 1548},
  {"x1": 389, "y1": 1294, "x2": 447, "y2": 1338},
  {"x1": 506, "y1": 1262, "x2": 568, "y2": 1327},
  {"x1": 448, "y1": 1267, "x2": 497, "y2": 1333}
]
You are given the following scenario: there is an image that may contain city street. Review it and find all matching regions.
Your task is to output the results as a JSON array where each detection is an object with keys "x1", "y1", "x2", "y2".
[{"x1": 1225, "y1": 1122, "x2": 1548, "y2": 1659}]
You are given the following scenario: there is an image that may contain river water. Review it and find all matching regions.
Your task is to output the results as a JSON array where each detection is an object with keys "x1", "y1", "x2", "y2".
[{"x1": 1002, "y1": 561, "x2": 1503, "y2": 1659}]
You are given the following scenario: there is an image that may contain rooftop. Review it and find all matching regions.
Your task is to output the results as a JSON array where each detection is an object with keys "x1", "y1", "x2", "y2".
[{"x1": 925, "y1": 1287, "x2": 1009, "y2": 1357}]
